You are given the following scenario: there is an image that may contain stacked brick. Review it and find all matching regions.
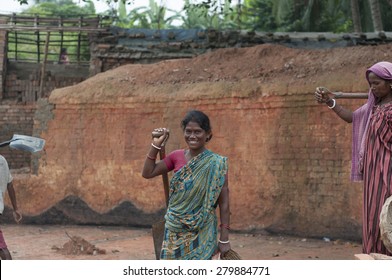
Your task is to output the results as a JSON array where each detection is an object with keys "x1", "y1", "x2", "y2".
[{"x1": 0, "y1": 103, "x2": 36, "y2": 169}]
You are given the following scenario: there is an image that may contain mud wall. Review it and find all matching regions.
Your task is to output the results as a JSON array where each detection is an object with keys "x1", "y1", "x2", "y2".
[{"x1": 7, "y1": 41, "x2": 378, "y2": 241}]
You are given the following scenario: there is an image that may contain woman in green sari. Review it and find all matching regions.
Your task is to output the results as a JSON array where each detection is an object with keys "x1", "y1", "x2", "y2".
[{"x1": 142, "y1": 110, "x2": 230, "y2": 260}]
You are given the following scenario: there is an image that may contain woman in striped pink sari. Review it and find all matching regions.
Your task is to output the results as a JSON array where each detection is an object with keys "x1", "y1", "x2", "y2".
[{"x1": 315, "y1": 61, "x2": 392, "y2": 255}]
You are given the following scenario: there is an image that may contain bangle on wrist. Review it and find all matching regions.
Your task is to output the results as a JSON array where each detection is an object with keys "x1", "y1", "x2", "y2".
[
  {"x1": 218, "y1": 239, "x2": 230, "y2": 244},
  {"x1": 151, "y1": 143, "x2": 161, "y2": 150},
  {"x1": 146, "y1": 154, "x2": 156, "y2": 160},
  {"x1": 327, "y1": 99, "x2": 336, "y2": 109}
]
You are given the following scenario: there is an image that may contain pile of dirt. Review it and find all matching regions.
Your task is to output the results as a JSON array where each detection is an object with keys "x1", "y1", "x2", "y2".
[
  {"x1": 52, "y1": 233, "x2": 106, "y2": 256},
  {"x1": 54, "y1": 43, "x2": 392, "y2": 103},
  {"x1": 106, "y1": 43, "x2": 392, "y2": 87}
]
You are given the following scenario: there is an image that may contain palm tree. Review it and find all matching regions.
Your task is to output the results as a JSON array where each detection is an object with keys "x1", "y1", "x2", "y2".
[
  {"x1": 180, "y1": 0, "x2": 239, "y2": 29},
  {"x1": 125, "y1": 0, "x2": 180, "y2": 29},
  {"x1": 350, "y1": 0, "x2": 362, "y2": 32},
  {"x1": 111, "y1": 0, "x2": 128, "y2": 27},
  {"x1": 245, "y1": 0, "x2": 353, "y2": 32},
  {"x1": 180, "y1": 4, "x2": 212, "y2": 29},
  {"x1": 368, "y1": 0, "x2": 383, "y2": 31}
]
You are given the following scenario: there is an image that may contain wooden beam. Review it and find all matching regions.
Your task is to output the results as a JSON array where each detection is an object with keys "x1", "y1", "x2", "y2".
[{"x1": 0, "y1": 25, "x2": 109, "y2": 32}]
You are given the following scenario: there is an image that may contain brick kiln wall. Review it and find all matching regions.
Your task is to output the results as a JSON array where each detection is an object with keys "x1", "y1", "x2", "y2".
[
  {"x1": 10, "y1": 60, "x2": 370, "y2": 239},
  {"x1": 2, "y1": 27, "x2": 391, "y2": 240}
]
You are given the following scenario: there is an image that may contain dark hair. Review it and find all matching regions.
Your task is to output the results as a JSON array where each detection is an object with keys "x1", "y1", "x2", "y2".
[{"x1": 181, "y1": 110, "x2": 212, "y2": 133}]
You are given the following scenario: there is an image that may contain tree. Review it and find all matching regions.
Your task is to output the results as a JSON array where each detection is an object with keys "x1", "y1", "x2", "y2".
[
  {"x1": 241, "y1": 0, "x2": 352, "y2": 32},
  {"x1": 15, "y1": 0, "x2": 392, "y2": 32},
  {"x1": 116, "y1": 0, "x2": 180, "y2": 29},
  {"x1": 180, "y1": 0, "x2": 239, "y2": 29},
  {"x1": 179, "y1": 1, "x2": 213, "y2": 29},
  {"x1": 240, "y1": 0, "x2": 277, "y2": 31},
  {"x1": 22, "y1": 0, "x2": 96, "y2": 17},
  {"x1": 368, "y1": 0, "x2": 383, "y2": 31},
  {"x1": 16, "y1": 0, "x2": 133, "y2": 5},
  {"x1": 351, "y1": 0, "x2": 362, "y2": 32}
]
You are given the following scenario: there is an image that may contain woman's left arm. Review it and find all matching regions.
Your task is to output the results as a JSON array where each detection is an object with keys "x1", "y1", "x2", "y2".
[{"x1": 217, "y1": 177, "x2": 231, "y2": 255}]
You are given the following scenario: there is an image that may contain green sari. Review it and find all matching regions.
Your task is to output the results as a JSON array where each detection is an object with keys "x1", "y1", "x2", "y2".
[{"x1": 160, "y1": 149, "x2": 228, "y2": 260}]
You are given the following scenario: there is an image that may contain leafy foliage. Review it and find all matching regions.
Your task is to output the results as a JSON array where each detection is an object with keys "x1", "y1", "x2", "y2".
[
  {"x1": 16, "y1": 0, "x2": 134, "y2": 5},
  {"x1": 13, "y1": 0, "x2": 392, "y2": 32},
  {"x1": 241, "y1": 0, "x2": 353, "y2": 32},
  {"x1": 110, "y1": 0, "x2": 180, "y2": 29},
  {"x1": 180, "y1": 0, "x2": 239, "y2": 29},
  {"x1": 22, "y1": 0, "x2": 96, "y2": 17}
]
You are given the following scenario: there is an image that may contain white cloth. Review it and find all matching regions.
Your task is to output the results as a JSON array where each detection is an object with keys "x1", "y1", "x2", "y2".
[{"x1": 0, "y1": 155, "x2": 13, "y2": 214}]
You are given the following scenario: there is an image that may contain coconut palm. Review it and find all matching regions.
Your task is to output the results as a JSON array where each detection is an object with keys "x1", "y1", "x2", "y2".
[
  {"x1": 351, "y1": 0, "x2": 362, "y2": 32},
  {"x1": 368, "y1": 0, "x2": 383, "y2": 31},
  {"x1": 242, "y1": 0, "x2": 353, "y2": 32}
]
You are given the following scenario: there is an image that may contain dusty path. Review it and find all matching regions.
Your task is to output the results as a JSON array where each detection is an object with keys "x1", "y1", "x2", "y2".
[{"x1": 2, "y1": 224, "x2": 361, "y2": 260}]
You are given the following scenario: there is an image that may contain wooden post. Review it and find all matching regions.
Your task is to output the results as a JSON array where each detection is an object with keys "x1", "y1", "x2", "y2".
[
  {"x1": 39, "y1": 32, "x2": 50, "y2": 98},
  {"x1": 14, "y1": 31, "x2": 17, "y2": 61},
  {"x1": 77, "y1": 16, "x2": 83, "y2": 64},
  {"x1": 35, "y1": 15, "x2": 40, "y2": 63}
]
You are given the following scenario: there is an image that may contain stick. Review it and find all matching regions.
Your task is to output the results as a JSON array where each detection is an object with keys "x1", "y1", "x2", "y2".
[
  {"x1": 332, "y1": 92, "x2": 368, "y2": 99},
  {"x1": 151, "y1": 134, "x2": 170, "y2": 260},
  {"x1": 159, "y1": 146, "x2": 169, "y2": 206},
  {"x1": 39, "y1": 32, "x2": 50, "y2": 98}
]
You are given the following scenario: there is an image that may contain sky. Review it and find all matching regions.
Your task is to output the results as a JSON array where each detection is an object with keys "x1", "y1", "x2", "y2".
[{"x1": 0, "y1": 0, "x2": 186, "y2": 14}]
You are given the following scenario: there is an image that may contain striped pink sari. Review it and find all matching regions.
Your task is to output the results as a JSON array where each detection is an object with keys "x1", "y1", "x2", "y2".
[
  {"x1": 362, "y1": 103, "x2": 392, "y2": 255},
  {"x1": 357, "y1": 62, "x2": 392, "y2": 255}
]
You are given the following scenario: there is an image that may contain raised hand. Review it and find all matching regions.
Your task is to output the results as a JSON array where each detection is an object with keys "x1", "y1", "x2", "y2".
[
  {"x1": 315, "y1": 87, "x2": 333, "y2": 104},
  {"x1": 152, "y1": 128, "x2": 170, "y2": 147}
]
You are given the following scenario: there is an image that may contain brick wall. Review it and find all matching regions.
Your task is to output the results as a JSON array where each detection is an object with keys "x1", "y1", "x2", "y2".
[
  {"x1": 4, "y1": 62, "x2": 88, "y2": 102},
  {"x1": 0, "y1": 102, "x2": 36, "y2": 169},
  {"x1": 11, "y1": 76, "x2": 366, "y2": 240}
]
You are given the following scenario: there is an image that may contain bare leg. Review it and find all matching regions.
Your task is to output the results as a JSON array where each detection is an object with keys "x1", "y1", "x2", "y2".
[{"x1": 0, "y1": 248, "x2": 12, "y2": 260}]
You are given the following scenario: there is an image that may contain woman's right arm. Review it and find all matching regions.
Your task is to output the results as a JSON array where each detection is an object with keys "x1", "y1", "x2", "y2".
[
  {"x1": 142, "y1": 128, "x2": 169, "y2": 179},
  {"x1": 315, "y1": 87, "x2": 353, "y2": 123},
  {"x1": 7, "y1": 182, "x2": 22, "y2": 223}
]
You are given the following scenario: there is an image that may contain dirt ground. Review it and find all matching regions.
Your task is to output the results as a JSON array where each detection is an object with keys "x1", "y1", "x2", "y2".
[{"x1": 1, "y1": 224, "x2": 361, "y2": 260}]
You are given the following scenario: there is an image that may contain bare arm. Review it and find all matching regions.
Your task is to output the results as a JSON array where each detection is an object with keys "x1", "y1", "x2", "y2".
[
  {"x1": 315, "y1": 87, "x2": 353, "y2": 123},
  {"x1": 217, "y1": 177, "x2": 231, "y2": 255},
  {"x1": 7, "y1": 182, "x2": 22, "y2": 223},
  {"x1": 142, "y1": 128, "x2": 170, "y2": 178}
]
